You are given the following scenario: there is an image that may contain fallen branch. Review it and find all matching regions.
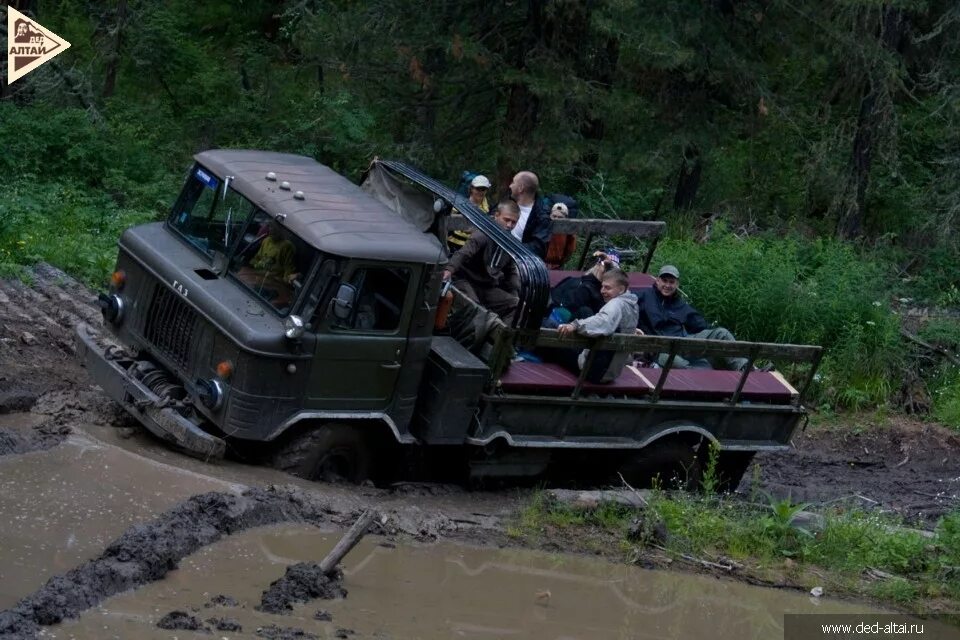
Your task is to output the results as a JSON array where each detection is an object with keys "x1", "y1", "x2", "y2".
[
  {"x1": 900, "y1": 328, "x2": 960, "y2": 367},
  {"x1": 617, "y1": 472, "x2": 649, "y2": 506},
  {"x1": 319, "y1": 509, "x2": 377, "y2": 575},
  {"x1": 652, "y1": 544, "x2": 736, "y2": 572}
]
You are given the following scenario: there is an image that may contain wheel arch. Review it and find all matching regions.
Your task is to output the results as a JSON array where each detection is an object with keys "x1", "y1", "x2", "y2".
[
  {"x1": 635, "y1": 422, "x2": 717, "y2": 451},
  {"x1": 267, "y1": 411, "x2": 416, "y2": 448}
]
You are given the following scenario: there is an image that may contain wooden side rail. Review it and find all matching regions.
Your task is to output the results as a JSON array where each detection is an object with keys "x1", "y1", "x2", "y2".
[{"x1": 534, "y1": 330, "x2": 822, "y2": 363}]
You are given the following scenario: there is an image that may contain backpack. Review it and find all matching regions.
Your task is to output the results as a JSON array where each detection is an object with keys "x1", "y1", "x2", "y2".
[
  {"x1": 543, "y1": 193, "x2": 579, "y2": 219},
  {"x1": 456, "y1": 170, "x2": 480, "y2": 197}
]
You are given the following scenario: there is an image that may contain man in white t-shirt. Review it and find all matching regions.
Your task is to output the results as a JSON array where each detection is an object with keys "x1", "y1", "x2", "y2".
[{"x1": 506, "y1": 170, "x2": 552, "y2": 259}]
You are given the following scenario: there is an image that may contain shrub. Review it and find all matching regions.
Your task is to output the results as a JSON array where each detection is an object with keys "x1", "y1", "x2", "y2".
[{"x1": 649, "y1": 226, "x2": 904, "y2": 407}]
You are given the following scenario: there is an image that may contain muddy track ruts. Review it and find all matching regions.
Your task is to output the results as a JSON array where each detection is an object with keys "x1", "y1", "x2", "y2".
[{"x1": 0, "y1": 486, "x2": 348, "y2": 640}]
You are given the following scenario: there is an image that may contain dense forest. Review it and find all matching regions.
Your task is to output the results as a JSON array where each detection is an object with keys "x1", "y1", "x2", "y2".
[{"x1": 1, "y1": 0, "x2": 959, "y2": 418}]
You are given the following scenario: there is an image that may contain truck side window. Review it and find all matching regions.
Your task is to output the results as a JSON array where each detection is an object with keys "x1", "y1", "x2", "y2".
[{"x1": 336, "y1": 267, "x2": 410, "y2": 332}]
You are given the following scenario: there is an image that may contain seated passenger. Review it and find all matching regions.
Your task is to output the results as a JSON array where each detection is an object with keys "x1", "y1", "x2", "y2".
[
  {"x1": 447, "y1": 174, "x2": 492, "y2": 252},
  {"x1": 543, "y1": 200, "x2": 577, "y2": 270},
  {"x1": 236, "y1": 220, "x2": 299, "y2": 306},
  {"x1": 636, "y1": 265, "x2": 749, "y2": 371},
  {"x1": 543, "y1": 251, "x2": 619, "y2": 327},
  {"x1": 250, "y1": 220, "x2": 297, "y2": 282},
  {"x1": 442, "y1": 200, "x2": 521, "y2": 320},
  {"x1": 548, "y1": 269, "x2": 639, "y2": 384}
]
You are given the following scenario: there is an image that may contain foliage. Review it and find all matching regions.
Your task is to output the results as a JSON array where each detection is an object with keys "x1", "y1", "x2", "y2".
[
  {"x1": 0, "y1": 179, "x2": 155, "y2": 286},
  {"x1": 649, "y1": 226, "x2": 904, "y2": 407},
  {"x1": 513, "y1": 491, "x2": 960, "y2": 609},
  {"x1": 510, "y1": 490, "x2": 960, "y2": 608},
  {"x1": 929, "y1": 366, "x2": 960, "y2": 430}
]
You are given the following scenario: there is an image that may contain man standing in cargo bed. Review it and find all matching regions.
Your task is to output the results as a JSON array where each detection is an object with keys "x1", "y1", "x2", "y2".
[
  {"x1": 555, "y1": 269, "x2": 639, "y2": 383},
  {"x1": 442, "y1": 200, "x2": 522, "y2": 320}
]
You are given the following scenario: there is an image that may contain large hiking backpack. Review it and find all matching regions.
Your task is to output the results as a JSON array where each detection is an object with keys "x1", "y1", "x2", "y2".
[
  {"x1": 456, "y1": 170, "x2": 481, "y2": 197},
  {"x1": 544, "y1": 193, "x2": 579, "y2": 219}
]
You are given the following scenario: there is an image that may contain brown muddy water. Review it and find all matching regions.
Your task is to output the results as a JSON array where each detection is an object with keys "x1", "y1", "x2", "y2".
[
  {"x1": 44, "y1": 528, "x2": 877, "y2": 640},
  {"x1": 0, "y1": 413, "x2": 908, "y2": 639}
]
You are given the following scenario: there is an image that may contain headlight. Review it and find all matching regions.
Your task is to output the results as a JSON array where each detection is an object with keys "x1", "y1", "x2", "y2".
[
  {"x1": 284, "y1": 314, "x2": 305, "y2": 339},
  {"x1": 196, "y1": 378, "x2": 224, "y2": 411},
  {"x1": 98, "y1": 293, "x2": 124, "y2": 324}
]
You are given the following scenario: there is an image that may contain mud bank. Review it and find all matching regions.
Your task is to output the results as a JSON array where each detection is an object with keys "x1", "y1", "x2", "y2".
[
  {"x1": 259, "y1": 563, "x2": 346, "y2": 614},
  {"x1": 757, "y1": 417, "x2": 960, "y2": 523},
  {"x1": 0, "y1": 422, "x2": 70, "y2": 456},
  {"x1": 0, "y1": 486, "x2": 347, "y2": 640}
]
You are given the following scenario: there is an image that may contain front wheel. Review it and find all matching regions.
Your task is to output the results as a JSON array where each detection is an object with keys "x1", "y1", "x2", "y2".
[{"x1": 271, "y1": 424, "x2": 373, "y2": 484}]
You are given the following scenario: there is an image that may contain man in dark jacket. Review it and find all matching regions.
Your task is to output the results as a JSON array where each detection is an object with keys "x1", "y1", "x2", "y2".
[
  {"x1": 636, "y1": 265, "x2": 748, "y2": 371},
  {"x1": 507, "y1": 170, "x2": 552, "y2": 259},
  {"x1": 543, "y1": 251, "x2": 618, "y2": 327},
  {"x1": 443, "y1": 200, "x2": 521, "y2": 319}
]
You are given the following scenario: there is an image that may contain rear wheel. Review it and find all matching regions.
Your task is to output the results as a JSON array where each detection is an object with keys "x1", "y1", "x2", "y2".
[
  {"x1": 271, "y1": 424, "x2": 373, "y2": 484},
  {"x1": 616, "y1": 438, "x2": 702, "y2": 490},
  {"x1": 710, "y1": 451, "x2": 756, "y2": 493}
]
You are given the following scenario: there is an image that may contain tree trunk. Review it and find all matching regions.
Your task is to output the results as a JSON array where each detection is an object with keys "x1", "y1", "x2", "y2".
[
  {"x1": 102, "y1": 0, "x2": 127, "y2": 99},
  {"x1": 498, "y1": 83, "x2": 540, "y2": 184},
  {"x1": 674, "y1": 144, "x2": 702, "y2": 210},
  {"x1": 837, "y1": 5, "x2": 909, "y2": 240}
]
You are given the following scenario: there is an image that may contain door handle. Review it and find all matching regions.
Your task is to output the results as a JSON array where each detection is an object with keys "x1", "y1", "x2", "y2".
[{"x1": 381, "y1": 362, "x2": 401, "y2": 370}]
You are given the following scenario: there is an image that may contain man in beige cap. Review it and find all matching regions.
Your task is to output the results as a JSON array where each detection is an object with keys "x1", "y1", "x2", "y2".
[{"x1": 447, "y1": 174, "x2": 493, "y2": 252}]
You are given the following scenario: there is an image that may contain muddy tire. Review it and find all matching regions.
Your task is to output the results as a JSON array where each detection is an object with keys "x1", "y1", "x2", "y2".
[
  {"x1": 617, "y1": 439, "x2": 702, "y2": 490},
  {"x1": 271, "y1": 424, "x2": 372, "y2": 484}
]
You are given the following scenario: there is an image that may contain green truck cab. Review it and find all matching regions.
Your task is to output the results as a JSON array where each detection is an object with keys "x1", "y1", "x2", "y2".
[{"x1": 76, "y1": 150, "x2": 821, "y2": 489}]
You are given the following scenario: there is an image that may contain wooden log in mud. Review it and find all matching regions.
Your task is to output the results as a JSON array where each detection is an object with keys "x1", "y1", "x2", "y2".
[{"x1": 319, "y1": 509, "x2": 378, "y2": 575}]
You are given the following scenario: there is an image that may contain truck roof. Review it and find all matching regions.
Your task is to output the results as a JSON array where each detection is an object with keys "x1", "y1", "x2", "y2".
[{"x1": 194, "y1": 149, "x2": 445, "y2": 264}]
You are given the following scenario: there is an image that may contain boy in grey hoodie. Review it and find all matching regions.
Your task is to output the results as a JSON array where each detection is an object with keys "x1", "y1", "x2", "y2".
[{"x1": 557, "y1": 269, "x2": 639, "y2": 383}]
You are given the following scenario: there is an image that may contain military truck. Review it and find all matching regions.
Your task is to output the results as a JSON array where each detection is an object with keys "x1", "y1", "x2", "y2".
[{"x1": 76, "y1": 150, "x2": 822, "y2": 489}]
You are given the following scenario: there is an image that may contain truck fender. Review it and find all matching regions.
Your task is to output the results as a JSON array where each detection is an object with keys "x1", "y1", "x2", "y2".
[
  {"x1": 266, "y1": 411, "x2": 418, "y2": 446},
  {"x1": 635, "y1": 422, "x2": 718, "y2": 450}
]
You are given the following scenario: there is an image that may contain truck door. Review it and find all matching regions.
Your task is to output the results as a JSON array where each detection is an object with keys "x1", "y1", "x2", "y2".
[{"x1": 308, "y1": 264, "x2": 412, "y2": 410}]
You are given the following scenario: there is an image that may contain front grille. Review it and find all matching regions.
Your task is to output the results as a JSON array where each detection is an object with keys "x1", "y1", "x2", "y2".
[{"x1": 143, "y1": 284, "x2": 198, "y2": 371}]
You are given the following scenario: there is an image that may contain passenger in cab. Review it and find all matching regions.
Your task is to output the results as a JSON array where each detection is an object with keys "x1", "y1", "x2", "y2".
[
  {"x1": 552, "y1": 269, "x2": 639, "y2": 383},
  {"x1": 507, "y1": 170, "x2": 552, "y2": 259},
  {"x1": 442, "y1": 200, "x2": 521, "y2": 320},
  {"x1": 447, "y1": 174, "x2": 492, "y2": 252},
  {"x1": 250, "y1": 220, "x2": 298, "y2": 284},
  {"x1": 236, "y1": 220, "x2": 300, "y2": 307},
  {"x1": 636, "y1": 265, "x2": 750, "y2": 371}
]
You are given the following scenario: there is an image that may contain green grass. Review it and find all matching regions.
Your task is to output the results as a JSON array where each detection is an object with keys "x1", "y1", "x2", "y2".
[
  {"x1": 511, "y1": 490, "x2": 960, "y2": 612},
  {"x1": 0, "y1": 180, "x2": 159, "y2": 287}
]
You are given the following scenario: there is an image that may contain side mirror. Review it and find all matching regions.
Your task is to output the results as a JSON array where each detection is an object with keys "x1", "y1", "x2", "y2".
[
  {"x1": 332, "y1": 283, "x2": 357, "y2": 321},
  {"x1": 211, "y1": 250, "x2": 228, "y2": 275}
]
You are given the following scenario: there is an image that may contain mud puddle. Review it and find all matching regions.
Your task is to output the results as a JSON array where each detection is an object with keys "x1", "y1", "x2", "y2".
[
  {"x1": 0, "y1": 427, "x2": 242, "y2": 608},
  {"x1": 45, "y1": 523, "x2": 885, "y2": 640}
]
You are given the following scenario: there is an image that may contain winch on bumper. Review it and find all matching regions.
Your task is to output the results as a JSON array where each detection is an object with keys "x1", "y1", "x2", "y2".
[{"x1": 75, "y1": 322, "x2": 226, "y2": 459}]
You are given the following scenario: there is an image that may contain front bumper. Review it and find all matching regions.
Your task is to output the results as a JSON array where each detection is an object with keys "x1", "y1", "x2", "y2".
[{"x1": 75, "y1": 322, "x2": 226, "y2": 459}]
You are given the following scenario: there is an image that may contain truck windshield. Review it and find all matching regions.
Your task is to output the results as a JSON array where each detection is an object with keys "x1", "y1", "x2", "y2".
[
  {"x1": 227, "y1": 208, "x2": 319, "y2": 315},
  {"x1": 169, "y1": 165, "x2": 254, "y2": 257}
]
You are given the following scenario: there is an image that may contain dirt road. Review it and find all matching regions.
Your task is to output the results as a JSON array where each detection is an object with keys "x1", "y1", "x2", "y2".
[{"x1": 1, "y1": 265, "x2": 959, "y2": 638}]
